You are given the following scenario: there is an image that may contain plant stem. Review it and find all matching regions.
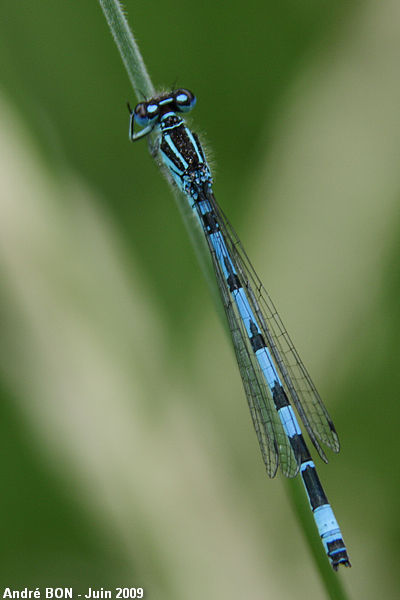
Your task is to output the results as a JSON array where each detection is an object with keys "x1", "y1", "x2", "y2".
[{"x1": 98, "y1": 0, "x2": 154, "y2": 100}]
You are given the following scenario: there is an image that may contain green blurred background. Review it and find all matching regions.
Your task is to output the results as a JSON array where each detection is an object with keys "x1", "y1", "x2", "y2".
[{"x1": 0, "y1": 1, "x2": 399, "y2": 598}]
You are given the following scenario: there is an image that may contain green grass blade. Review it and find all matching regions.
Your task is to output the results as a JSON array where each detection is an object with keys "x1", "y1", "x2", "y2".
[{"x1": 98, "y1": 0, "x2": 154, "y2": 99}]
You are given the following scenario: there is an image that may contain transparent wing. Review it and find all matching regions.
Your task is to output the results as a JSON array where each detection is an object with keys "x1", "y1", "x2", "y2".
[
  {"x1": 208, "y1": 194, "x2": 340, "y2": 461},
  {"x1": 202, "y1": 217, "x2": 299, "y2": 478}
]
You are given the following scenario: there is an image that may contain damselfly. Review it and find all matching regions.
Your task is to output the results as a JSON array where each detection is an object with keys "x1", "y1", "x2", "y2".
[{"x1": 128, "y1": 89, "x2": 351, "y2": 570}]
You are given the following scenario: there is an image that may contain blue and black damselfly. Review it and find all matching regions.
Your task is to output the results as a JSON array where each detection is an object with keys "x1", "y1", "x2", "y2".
[{"x1": 128, "y1": 89, "x2": 351, "y2": 570}]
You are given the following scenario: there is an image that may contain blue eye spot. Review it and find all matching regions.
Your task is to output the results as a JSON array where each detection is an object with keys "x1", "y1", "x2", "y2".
[{"x1": 147, "y1": 104, "x2": 159, "y2": 120}]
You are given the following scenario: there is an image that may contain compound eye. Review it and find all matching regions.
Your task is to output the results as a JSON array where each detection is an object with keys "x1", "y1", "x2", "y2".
[
  {"x1": 174, "y1": 89, "x2": 196, "y2": 113},
  {"x1": 134, "y1": 102, "x2": 149, "y2": 126}
]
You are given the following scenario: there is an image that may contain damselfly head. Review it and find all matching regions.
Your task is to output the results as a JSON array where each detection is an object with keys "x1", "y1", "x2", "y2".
[
  {"x1": 134, "y1": 89, "x2": 196, "y2": 124},
  {"x1": 129, "y1": 89, "x2": 196, "y2": 141}
]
